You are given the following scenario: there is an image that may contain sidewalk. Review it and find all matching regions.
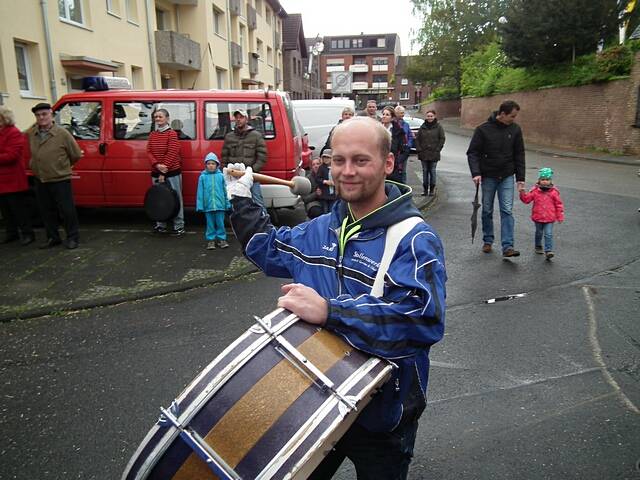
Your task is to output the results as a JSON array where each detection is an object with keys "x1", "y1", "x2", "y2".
[
  {"x1": 0, "y1": 191, "x2": 435, "y2": 322},
  {"x1": 438, "y1": 117, "x2": 640, "y2": 166}
]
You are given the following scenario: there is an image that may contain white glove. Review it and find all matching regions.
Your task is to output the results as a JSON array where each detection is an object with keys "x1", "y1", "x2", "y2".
[{"x1": 223, "y1": 163, "x2": 254, "y2": 200}]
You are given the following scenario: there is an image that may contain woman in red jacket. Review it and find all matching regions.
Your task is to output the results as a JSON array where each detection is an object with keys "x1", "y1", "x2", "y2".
[
  {"x1": 0, "y1": 106, "x2": 35, "y2": 245},
  {"x1": 519, "y1": 167, "x2": 564, "y2": 260},
  {"x1": 147, "y1": 108, "x2": 184, "y2": 235}
]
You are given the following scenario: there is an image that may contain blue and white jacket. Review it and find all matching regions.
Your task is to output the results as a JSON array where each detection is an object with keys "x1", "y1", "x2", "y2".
[
  {"x1": 196, "y1": 169, "x2": 231, "y2": 212},
  {"x1": 230, "y1": 182, "x2": 446, "y2": 432}
]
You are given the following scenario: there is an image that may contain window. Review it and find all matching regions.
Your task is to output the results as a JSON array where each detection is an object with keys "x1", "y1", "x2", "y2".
[
  {"x1": 267, "y1": 46, "x2": 273, "y2": 65},
  {"x1": 326, "y1": 58, "x2": 344, "y2": 66},
  {"x1": 126, "y1": 0, "x2": 139, "y2": 23},
  {"x1": 337, "y1": 39, "x2": 344, "y2": 49},
  {"x1": 265, "y1": 7, "x2": 271, "y2": 25},
  {"x1": 14, "y1": 42, "x2": 33, "y2": 94},
  {"x1": 377, "y1": 38, "x2": 386, "y2": 48},
  {"x1": 54, "y1": 102, "x2": 102, "y2": 140},
  {"x1": 400, "y1": 91, "x2": 409, "y2": 100},
  {"x1": 352, "y1": 39, "x2": 362, "y2": 48},
  {"x1": 58, "y1": 0, "x2": 83, "y2": 24},
  {"x1": 113, "y1": 101, "x2": 196, "y2": 140},
  {"x1": 239, "y1": 25, "x2": 246, "y2": 58},
  {"x1": 373, "y1": 57, "x2": 388, "y2": 65},
  {"x1": 205, "y1": 102, "x2": 275, "y2": 140},
  {"x1": 106, "y1": 0, "x2": 120, "y2": 16},
  {"x1": 292, "y1": 57, "x2": 297, "y2": 75},
  {"x1": 213, "y1": 6, "x2": 225, "y2": 36},
  {"x1": 155, "y1": 9, "x2": 167, "y2": 30},
  {"x1": 131, "y1": 66, "x2": 143, "y2": 89},
  {"x1": 256, "y1": 39, "x2": 263, "y2": 58},
  {"x1": 373, "y1": 75, "x2": 387, "y2": 83},
  {"x1": 353, "y1": 57, "x2": 367, "y2": 65},
  {"x1": 255, "y1": 0, "x2": 262, "y2": 15},
  {"x1": 401, "y1": 78, "x2": 408, "y2": 85},
  {"x1": 216, "y1": 68, "x2": 226, "y2": 89},
  {"x1": 331, "y1": 40, "x2": 337, "y2": 49}
]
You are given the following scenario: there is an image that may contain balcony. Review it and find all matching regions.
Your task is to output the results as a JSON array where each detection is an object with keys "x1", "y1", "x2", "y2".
[
  {"x1": 326, "y1": 65, "x2": 345, "y2": 72},
  {"x1": 249, "y1": 52, "x2": 259, "y2": 75},
  {"x1": 352, "y1": 82, "x2": 369, "y2": 90},
  {"x1": 229, "y1": 0, "x2": 241, "y2": 16},
  {"x1": 371, "y1": 82, "x2": 389, "y2": 89},
  {"x1": 154, "y1": 31, "x2": 201, "y2": 70},
  {"x1": 247, "y1": 4, "x2": 257, "y2": 29},
  {"x1": 349, "y1": 64, "x2": 369, "y2": 73},
  {"x1": 372, "y1": 64, "x2": 388, "y2": 72},
  {"x1": 231, "y1": 42, "x2": 243, "y2": 68}
]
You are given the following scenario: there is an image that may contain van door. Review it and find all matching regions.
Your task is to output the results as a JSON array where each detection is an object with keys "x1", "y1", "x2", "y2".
[
  {"x1": 104, "y1": 100, "x2": 197, "y2": 206},
  {"x1": 53, "y1": 100, "x2": 104, "y2": 205}
]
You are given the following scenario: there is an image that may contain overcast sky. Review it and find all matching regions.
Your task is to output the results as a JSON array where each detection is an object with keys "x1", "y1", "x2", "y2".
[{"x1": 278, "y1": 0, "x2": 423, "y2": 56}]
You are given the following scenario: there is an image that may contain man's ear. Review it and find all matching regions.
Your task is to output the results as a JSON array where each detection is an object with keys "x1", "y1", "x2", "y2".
[{"x1": 384, "y1": 153, "x2": 395, "y2": 175}]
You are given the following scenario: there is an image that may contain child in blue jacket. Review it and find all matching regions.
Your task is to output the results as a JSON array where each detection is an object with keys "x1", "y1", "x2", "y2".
[{"x1": 196, "y1": 153, "x2": 231, "y2": 249}]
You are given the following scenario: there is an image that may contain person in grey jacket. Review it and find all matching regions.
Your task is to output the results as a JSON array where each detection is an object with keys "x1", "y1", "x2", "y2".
[
  {"x1": 415, "y1": 110, "x2": 446, "y2": 196},
  {"x1": 222, "y1": 109, "x2": 268, "y2": 210}
]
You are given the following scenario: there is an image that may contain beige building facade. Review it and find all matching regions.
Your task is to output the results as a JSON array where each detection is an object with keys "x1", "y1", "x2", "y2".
[{"x1": 0, "y1": 0, "x2": 286, "y2": 128}]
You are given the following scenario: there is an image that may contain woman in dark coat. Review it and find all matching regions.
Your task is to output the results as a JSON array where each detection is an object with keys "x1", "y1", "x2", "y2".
[
  {"x1": 415, "y1": 109, "x2": 446, "y2": 196},
  {"x1": 0, "y1": 106, "x2": 34, "y2": 245},
  {"x1": 302, "y1": 157, "x2": 325, "y2": 219},
  {"x1": 381, "y1": 106, "x2": 407, "y2": 183}
]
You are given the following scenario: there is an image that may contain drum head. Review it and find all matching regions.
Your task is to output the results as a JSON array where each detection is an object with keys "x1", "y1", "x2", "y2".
[{"x1": 144, "y1": 183, "x2": 179, "y2": 222}]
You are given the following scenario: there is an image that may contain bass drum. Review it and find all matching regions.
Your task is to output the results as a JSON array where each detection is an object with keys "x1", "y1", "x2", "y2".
[
  {"x1": 122, "y1": 308, "x2": 393, "y2": 480},
  {"x1": 144, "y1": 182, "x2": 180, "y2": 222}
]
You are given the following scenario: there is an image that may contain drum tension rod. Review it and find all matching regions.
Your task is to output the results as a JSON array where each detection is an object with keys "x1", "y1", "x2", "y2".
[
  {"x1": 253, "y1": 316, "x2": 357, "y2": 412},
  {"x1": 159, "y1": 403, "x2": 241, "y2": 480}
]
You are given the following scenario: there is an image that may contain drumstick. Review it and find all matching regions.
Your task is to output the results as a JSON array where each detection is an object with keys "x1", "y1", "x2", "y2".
[{"x1": 227, "y1": 168, "x2": 312, "y2": 195}]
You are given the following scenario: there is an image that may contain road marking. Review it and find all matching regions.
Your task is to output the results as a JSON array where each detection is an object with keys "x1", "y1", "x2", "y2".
[{"x1": 582, "y1": 285, "x2": 639, "y2": 414}]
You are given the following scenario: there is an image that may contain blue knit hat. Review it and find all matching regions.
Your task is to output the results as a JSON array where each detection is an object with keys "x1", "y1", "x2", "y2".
[
  {"x1": 538, "y1": 167, "x2": 553, "y2": 179},
  {"x1": 204, "y1": 152, "x2": 220, "y2": 166}
]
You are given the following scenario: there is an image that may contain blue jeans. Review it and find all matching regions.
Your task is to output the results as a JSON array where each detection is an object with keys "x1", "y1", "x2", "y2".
[
  {"x1": 204, "y1": 211, "x2": 226, "y2": 241},
  {"x1": 481, "y1": 176, "x2": 515, "y2": 251},
  {"x1": 421, "y1": 161, "x2": 437, "y2": 191},
  {"x1": 396, "y1": 150, "x2": 410, "y2": 184},
  {"x1": 535, "y1": 222, "x2": 554, "y2": 252},
  {"x1": 250, "y1": 181, "x2": 267, "y2": 215},
  {"x1": 152, "y1": 174, "x2": 184, "y2": 230}
]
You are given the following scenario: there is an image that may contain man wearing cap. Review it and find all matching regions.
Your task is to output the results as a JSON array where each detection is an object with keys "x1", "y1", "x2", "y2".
[
  {"x1": 221, "y1": 108, "x2": 267, "y2": 211},
  {"x1": 26, "y1": 102, "x2": 82, "y2": 249}
]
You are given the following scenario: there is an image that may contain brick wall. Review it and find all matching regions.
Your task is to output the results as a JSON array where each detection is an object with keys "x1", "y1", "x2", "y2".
[
  {"x1": 421, "y1": 99, "x2": 461, "y2": 119},
  {"x1": 460, "y1": 52, "x2": 640, "y2": 155}
]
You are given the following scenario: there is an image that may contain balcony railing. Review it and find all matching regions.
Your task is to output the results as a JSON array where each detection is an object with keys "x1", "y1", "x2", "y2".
[
  {"x1": 231, "y1": 42, "x2": 243, "y2": 68},
  {"x1": 372, "y1": 64, "x2": 388, "y2": 72},
  {"x1": 154, "y1": 30, "x2": 201, "y2": 70},
  {"x1": 352, "y1": 82, "x2": 369, "y2": 90},
  {"x1": 371, "y1": 82, "x2": 389, "y2": 89},
  {"x1": 247, "y1": 4, "x2": 257, "y2": 29},
  {"x1": 349, "y1": 64, "x2": 369, "y2": 73},
  {"x1": 326, "y1": 65, "x2": 345, "y2": 72},
  {"x1": 249, "y1": 52, "x2": 259, "y2": 75},
  {"x1": 229, "y1": 0, "x2": 241, "y2": 16}
]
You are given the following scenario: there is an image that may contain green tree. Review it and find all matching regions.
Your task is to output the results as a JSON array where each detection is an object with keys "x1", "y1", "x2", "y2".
[
  {"x1": 500, "y1": 0, "x2": 620, "y2": 67},
  {"x1": 410, "y1": 0, "x2": 508, "y2": 88}
]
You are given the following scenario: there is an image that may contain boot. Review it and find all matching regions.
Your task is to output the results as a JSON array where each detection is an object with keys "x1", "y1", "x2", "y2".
[{"x1": 428, "y1": 185, "x2": 436, "y2": 196}]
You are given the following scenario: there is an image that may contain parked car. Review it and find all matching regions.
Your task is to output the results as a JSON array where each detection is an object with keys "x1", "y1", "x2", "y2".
[
  {"x1": 47, "y1": 80, "x2": 308, "y2": 210},
  {"x1": 292, "y1": 98, "x2": 355, "y2": 157},
  {"x1": 403, "y1": 115, "x2": 424, "y2": 154}
]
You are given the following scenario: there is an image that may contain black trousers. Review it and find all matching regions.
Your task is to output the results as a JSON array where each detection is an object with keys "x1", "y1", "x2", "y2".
[
  {"x1": 34, "y1": 179, "x2": 79, "y2": 242},
  {"x1": 0, "y1": 191, "x2": 34, "y2": 238}
]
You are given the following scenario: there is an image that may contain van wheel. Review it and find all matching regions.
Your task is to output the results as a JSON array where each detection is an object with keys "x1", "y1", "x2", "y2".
[{"x1": 268, "y1": 208, "x2": 279, "y2": 225}]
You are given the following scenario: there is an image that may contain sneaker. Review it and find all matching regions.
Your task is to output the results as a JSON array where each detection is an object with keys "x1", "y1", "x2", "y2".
[
  {"x1": 171, "y1": 228, "x2": 185, "y2": 236},
  {"x1": 545, "y1": 251, "x2": 555, "y2": 259},
  {"x1": 535, "y1": 246, "x2": 544, "y2": 254},
  {"x1": 503, "y1": 248, "x2": 520, "y2": 257},
  {"x1": 482, "y1": 243, "x2": 492, "y2": 253},
  {"x1": 217, "y1": 240, "x2": 229, "y2": 249},
  {"x1": 206, "y1": 241, "x2": 216, "y2": 250},
  {"x1": 152, "y1": 225, "x2": 167, "y2": 234}
]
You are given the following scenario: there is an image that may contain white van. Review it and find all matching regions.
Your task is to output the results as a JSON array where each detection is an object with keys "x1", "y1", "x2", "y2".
[{"x1": 292, "y1": 98, "x2": 355, "y2": 156}]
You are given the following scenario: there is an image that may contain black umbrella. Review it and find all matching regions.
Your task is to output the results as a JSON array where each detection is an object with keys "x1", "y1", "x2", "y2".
[{"x1": 471, "y1": 183, "x2": 481, "y2": 243}]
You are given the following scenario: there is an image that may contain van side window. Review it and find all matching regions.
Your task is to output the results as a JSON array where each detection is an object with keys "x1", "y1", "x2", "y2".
[
  {"x1": 54, "y1": 102, "x2": 101, "y2": 140},
  {"x1": 205, "y1": 102, "x2": 275, "y2": 140},
  {"x1": 113, "y1": 101, "x2": 196, "y2": 140}
]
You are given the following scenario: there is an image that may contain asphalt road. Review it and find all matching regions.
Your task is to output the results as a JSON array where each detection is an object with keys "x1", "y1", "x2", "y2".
[{"x1": 1, "y1": 133, "x2": 639, "y2": 479}]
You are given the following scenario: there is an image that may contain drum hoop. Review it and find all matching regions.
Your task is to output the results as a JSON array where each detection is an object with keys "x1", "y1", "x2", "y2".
[
  {"x1": 256, "y1": 358, "x2": 392, "y2": 479},
  {"x1": 129, "y1": 309, "x2": 300, "y2": 480}
]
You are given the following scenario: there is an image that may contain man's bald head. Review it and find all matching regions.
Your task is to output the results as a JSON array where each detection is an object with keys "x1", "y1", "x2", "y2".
[{"x1": 331, "y1": 117, "x2": 391, "y2": 160}]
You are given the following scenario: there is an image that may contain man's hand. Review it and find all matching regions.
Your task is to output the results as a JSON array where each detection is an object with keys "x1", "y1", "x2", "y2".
[
  {"x1": 223, "y1": 163, "x2": 253, "y2": 199},
  {"x1": 472, "y1": 176, "x2": 481, "y2": 185},
  {"x1": 156, "y1": 163, "x2": 169, "y2": 174},
  {"x1": 516, "y1": 181, "x2": 525, "y2": 191},
  {"x1": 277, "y1": 283, "x2": 328, "y2": 326}
]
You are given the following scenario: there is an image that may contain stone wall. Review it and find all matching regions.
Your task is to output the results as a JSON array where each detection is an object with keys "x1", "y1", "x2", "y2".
[
  {"x1": 460, "y1": 53, "x2": 640, "y2": 155},
  {"x1": 421, "y1": 99, "x2": 461, "y2": 119}
]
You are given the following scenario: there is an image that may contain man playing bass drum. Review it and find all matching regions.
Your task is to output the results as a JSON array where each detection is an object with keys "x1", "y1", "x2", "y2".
[{"x1": 224, "y1": 117, "x2": 447, "y2": 480}]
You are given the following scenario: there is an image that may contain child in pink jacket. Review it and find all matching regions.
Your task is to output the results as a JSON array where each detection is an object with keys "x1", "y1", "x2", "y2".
[{"x1": 518, "y1": 167, "x2": 564, "y2": 259}]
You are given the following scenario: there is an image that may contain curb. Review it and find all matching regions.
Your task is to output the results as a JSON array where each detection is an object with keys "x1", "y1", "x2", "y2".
[{"x1": 440, "y1": 120, "x2": 640, "y2": 167}]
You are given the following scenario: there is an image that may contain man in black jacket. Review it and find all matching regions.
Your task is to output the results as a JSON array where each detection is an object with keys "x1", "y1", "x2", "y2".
[{"x1": 467, "y1": 100, "x2": 525, "y2": 257}]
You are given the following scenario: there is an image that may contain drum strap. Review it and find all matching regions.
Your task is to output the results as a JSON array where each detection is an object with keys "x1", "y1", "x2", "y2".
[{"x1": 371, "y1": 216, "x2": 423, "y2": 298}]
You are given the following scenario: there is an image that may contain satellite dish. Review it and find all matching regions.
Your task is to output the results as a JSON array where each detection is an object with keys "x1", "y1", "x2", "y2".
[{"x1": 311, "y1": 41, "x2": 325, "y2": 56}]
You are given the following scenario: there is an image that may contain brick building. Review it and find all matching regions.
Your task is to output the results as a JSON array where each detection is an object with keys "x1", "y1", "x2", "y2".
[
  {"x1": 319, "y1": 33, "x2": 401, "y2": 109},
  {"x1": 391, "y1": 56, "x2": 430, "y2": 108}
]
